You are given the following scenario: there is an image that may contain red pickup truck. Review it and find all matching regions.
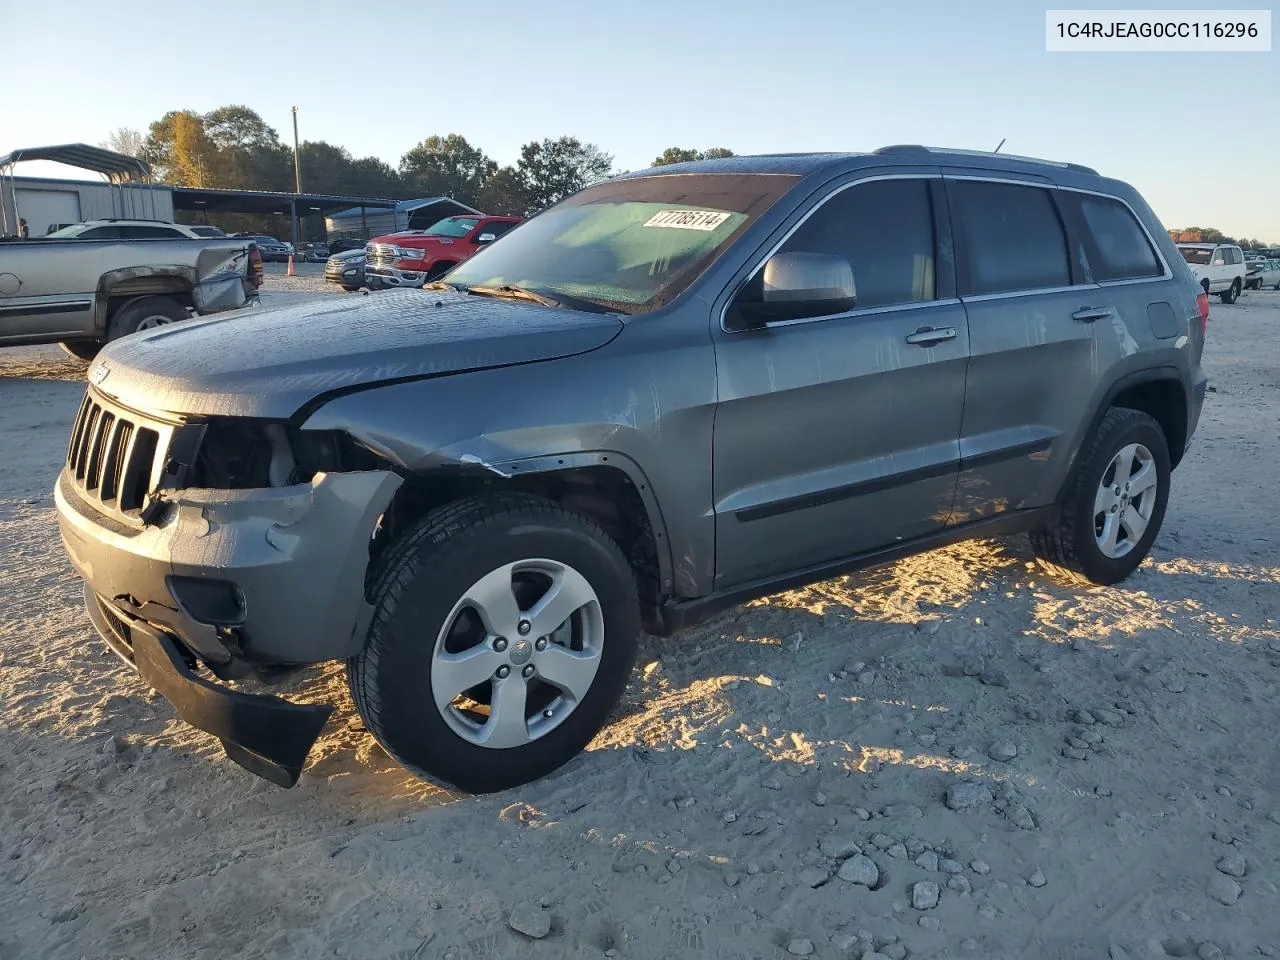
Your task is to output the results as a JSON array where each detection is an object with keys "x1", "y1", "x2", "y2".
[{"x1": 365, "y1": 215, "x2": 522, "y2": 288}]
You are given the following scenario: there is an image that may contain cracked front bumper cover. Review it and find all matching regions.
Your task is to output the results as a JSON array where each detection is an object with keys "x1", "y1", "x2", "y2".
[{"x1": 87, "y1": 587, "x2": 332, "y2": 787}]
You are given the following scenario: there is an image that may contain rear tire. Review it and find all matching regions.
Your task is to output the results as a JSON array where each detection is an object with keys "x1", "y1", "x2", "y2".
[
  {"x1": 58, "y1": 340, "x2": 100, "y2": 361},
  {"x1": 107, "y1": 296, "x2": 188, "y2": 341},
  {"x1": 1219, "y1": 279, "x2": 1240, "y2": 304},
  {"x1": 348, "y1": 493, "x2": 640, "y2": 793},
  {"x1": 1030, "y1": 407, "x2": 1170, "y2": 585}
]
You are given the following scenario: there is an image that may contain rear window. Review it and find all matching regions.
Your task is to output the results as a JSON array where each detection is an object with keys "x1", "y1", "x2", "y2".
[
  {"x1": 1076, "y1": 195, "x2": 1163, "y2": 282},
  {"x1": 953, "y1": 181, "x2": 1070, "y2": 295},
  {"x1": 1178, "y1": 246, "x2": 1213, "y2": 265}
]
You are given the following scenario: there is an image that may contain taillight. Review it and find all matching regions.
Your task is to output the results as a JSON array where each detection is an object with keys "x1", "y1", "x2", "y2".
[
  {"x1": 248, "y1": 245, "x2": 264, "y2": 288},
  {"x1": 1196, "y1": 292, "x2": 1209, "y2": 335}
]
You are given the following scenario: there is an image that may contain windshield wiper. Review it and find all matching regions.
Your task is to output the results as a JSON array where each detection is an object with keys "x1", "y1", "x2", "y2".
[
  {"x1": 465, "y1": 284, "x2": 561, "y2": 309},
  {"x1": 423, "y1": 281, "x2": 466, "y2": 293}
]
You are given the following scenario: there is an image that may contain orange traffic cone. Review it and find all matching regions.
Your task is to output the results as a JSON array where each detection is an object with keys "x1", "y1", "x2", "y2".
[{"x1": 286, "y1": 254, "x2": 296, "y2": 277}]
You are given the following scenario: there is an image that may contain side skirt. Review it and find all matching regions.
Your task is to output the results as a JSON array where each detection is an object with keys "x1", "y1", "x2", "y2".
[{"x1": 642, "y1": 507, "x2": 1053, "y2": 637}]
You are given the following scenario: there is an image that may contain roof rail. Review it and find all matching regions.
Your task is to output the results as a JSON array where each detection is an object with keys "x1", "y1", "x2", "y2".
[{"x1": 874, "y1": 144, "x2": 1098, "y2": 176}]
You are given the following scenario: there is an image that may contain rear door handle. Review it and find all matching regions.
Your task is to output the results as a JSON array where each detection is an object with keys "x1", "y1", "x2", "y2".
[
  {"x1": 1072, "y1": 306, "x2": 1114, "y2": 323},
  {"x1": 904, "y1": 326, "x2": 957, "y2": 346}
]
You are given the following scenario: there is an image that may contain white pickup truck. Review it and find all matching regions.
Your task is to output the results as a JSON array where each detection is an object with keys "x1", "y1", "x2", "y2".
[
  {"x1": 1176, "y1": 242, "x2": 1247, "y2": 304},
  {"x1": 0, "y1": 236, "x2": 263, "y2": 360}
]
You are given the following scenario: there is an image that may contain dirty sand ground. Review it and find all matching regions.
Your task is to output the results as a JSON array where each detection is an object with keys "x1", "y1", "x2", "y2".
[{"x1": 2, "y1": 276, "x2": 1278, "y2": 960}]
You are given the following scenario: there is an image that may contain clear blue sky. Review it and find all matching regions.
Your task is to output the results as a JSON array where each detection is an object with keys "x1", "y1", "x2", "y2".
[{"x1": 4, "y1": 0, "x2": 1276, "y2": 238}]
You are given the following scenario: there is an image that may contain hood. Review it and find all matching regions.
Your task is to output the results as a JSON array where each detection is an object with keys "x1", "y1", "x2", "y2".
[
  {"x1": 370, "y1": 231, "x2": 428, "y2": 244},
  {"x1": 91, "y1": 289, "x2": 624, "y2": 420},
  {"x1": 376, "y1": 233, "x2": 461, "y2": 252}
]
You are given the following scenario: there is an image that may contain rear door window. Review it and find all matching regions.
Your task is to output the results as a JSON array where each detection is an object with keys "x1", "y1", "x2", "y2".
[
  {"x1": 952, "y1": 181, "x2": 1071, "y2": 296},
  {"x1": 1074, "y1": 194, "x2": 1163, "y2": 282},
  {"x1": 75, "y1": 226, "x2": 121, "y2": 239}
]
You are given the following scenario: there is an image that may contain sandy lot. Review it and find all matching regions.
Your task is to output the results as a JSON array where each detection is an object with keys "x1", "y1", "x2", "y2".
[{"x1": 2, "y1": 278, "x2": 1279, "y2": 960}]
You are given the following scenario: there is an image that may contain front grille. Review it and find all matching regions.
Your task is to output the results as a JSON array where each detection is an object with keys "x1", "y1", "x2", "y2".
[
  {"x1": 366, "y1": 244, "x2": 398, "y2": 268},
  {"x1": 66, "y1": 390, "x2": 168, "y2": 518}
]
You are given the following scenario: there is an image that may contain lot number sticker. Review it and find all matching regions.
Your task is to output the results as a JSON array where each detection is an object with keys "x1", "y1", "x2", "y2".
[{"x1": 643, "y1": 209, "x2": 733, "y2": 231}]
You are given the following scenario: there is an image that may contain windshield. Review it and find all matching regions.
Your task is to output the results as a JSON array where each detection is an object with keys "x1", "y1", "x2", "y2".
[
  {"x1": 444, "y1": 174, "x2": 800, "y2": 314},
  {"x1": 1177, "y1": 246, "x2": 1213, "y2": 265},
  {"x1": 425, "y1": 216, "x2": 480, "y2": 238}
]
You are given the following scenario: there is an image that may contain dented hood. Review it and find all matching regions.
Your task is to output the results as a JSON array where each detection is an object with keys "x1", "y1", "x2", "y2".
[{"x1": 91, "y1": 289, "x2": 624, "y2": 419}]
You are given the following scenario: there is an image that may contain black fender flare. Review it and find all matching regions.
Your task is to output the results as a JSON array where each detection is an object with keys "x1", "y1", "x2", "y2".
[{"x1": 491, "y1": 449, "x2": 676, "y2": 598}]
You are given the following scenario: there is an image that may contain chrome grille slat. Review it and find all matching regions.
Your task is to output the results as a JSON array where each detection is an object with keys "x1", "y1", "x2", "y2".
[
  {"x1": 74, "y1": 406, "x2": 100, "y2": 478},
  {"x1": 85, "y1": 412, "x2": 114, "y2": 491},
  {"x1": 65, "y1": 389, "x2": 171, "y2": 522}
]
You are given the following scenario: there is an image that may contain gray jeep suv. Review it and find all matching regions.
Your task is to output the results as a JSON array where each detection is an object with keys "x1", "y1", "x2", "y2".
[{"x1": 55, "y1": 146, "x2": 1208, "y2": 791}]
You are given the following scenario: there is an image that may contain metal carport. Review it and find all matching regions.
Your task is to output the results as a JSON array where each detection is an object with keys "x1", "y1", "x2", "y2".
[
  {"x1": 0, "y1": 143, "x2": 150, "y2": 235},
  {"x1": 171, "y1": 187, "x2": 400, "y2": 247}
]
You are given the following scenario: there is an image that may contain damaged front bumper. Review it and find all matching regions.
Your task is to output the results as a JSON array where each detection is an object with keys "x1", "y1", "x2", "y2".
[
  {"x1": 56, "y1": 466, "x2": 402, "y2": 785},
  {"x1": 86, "y1": 588, "x2": 332, "y2": 786}
]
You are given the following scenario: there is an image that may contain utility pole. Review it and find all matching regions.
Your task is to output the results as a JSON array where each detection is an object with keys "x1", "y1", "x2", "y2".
[{"x1": 292, "y1": 106, "x2": 302, "y2": 193}]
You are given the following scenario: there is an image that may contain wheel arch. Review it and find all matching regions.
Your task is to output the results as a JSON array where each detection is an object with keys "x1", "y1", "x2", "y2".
[
  {"x1": 1081, "y1": 366, "x2": 1190, "y2": 471},
  {"x1": 369, "y1": 450, "x2": 675, "y2": 609},
  {"x1": 96, "y1": 267, "x2": 196, "y2": 331}
]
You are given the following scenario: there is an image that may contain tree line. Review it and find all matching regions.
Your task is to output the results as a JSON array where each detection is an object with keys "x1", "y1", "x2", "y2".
[
  {"x1": 1170, "y1": 227, "x2": 1275, "y2": 249},
  {"x1": 102, "y1": 107, "x2": 735, "y2": 230}
]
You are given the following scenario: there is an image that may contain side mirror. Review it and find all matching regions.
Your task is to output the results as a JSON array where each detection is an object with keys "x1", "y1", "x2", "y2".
[
  {"x1": 475, "y1": 232, "x2": 497, "y2": 245},
  {"x1": 729, "y1": 252, "x2": 855, "y2": 329}
]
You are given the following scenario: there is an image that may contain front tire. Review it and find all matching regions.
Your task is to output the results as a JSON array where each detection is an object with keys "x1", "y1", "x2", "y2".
[
  {"x1": 1219, "y1": 279, "x2": 1240, "y2": 304},
  {"x1": 424, "y1": 262, "x2": 456, "y2": 282},
  {"x1": 1030, "y1": 407, "x2": 1171, "y2": 585},
  {"x1": 348, "y1": 494, "x2": 640, "y2": 793}
]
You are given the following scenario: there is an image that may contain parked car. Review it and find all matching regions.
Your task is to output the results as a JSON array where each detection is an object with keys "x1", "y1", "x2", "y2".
[
  {"x1": 364, "y1": 215, "x2": 521, "y2": 288},
  {"x1": 1176, "y1": 242, "x2": 1247, "y2": 303},
  {"x1": 300, "y1": 243, "x2": 329, "y2": 263},
  {"x1": 328, "y1": 237, "x2": 367, "y2": 255},
  {"x1": 1249, "y1": 258, "x2": 1280, "y2": 290},
  {"x1": 233, "y1": 233, "x2": 291, "y2": 262},
  {"x1": 324, "y1": 248, "x2": 366, "y2": 290},
  {"x1": 44, "y1": 219, "x2": 211, "y2": 240},
  {"x1": 0, "y1": 235, "x2": 262, "y2": 359},
  {"x1": 1244, "y1": 257, "x2": 1266, "y2": 289},
  {"x1": 53, "y1": 146, "x2": 1207, "y2": 792}
]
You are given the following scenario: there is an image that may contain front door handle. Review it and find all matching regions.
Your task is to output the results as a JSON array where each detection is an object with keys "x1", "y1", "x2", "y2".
[
  {"x1": 1072, "y1": 306, "x2": 1114, "y2": 323},
  {"x1": 904, "y1": 326, "x2": 957, "y2": 346}
]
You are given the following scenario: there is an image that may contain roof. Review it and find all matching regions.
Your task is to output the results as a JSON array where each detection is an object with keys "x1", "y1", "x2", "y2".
[
  {"x1": 172, "y1": 186, "x2": 401, "y2": 216},
  {"x1": 615, "y1": 144, "x2": 1103, "y2": 181},
  {"x1": 1176, "y1": 241, "x2": 1227, "y2": 247},
  {"x1": 0, "y1": 143, "x2": 150, "y2": 183},
  {"x1": 327, "y1": 196, "x2": 482, "y2": 221}
]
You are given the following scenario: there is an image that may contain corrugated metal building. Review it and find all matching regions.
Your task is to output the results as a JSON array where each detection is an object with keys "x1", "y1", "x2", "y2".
[
  {"x1": 1, "y1": 175, "x2": 174, "y2": 236},
  {"x1": 325, "y1": 197, "x2": 481, "y2": 240}
]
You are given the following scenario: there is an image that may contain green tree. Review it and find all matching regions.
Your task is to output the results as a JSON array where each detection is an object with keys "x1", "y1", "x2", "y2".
[
  {"x1": 652, "y1": 147, "x2": 702, "y2": 166},
  {"x1": 517, "y1": 136, "x2": 613, "y2": 212},
  {"x1": 399, "y1": 134, "x2": 496, "y2": 206},
  {"x1": 651, "y1": 146, "x2": 736, "y2": 166},
  {"x1": 475, "y1": 166, "x2": 529, "y2": 216},
  {"x1": 203, "y1": 105, "x2": 291, "y2": 190}
]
